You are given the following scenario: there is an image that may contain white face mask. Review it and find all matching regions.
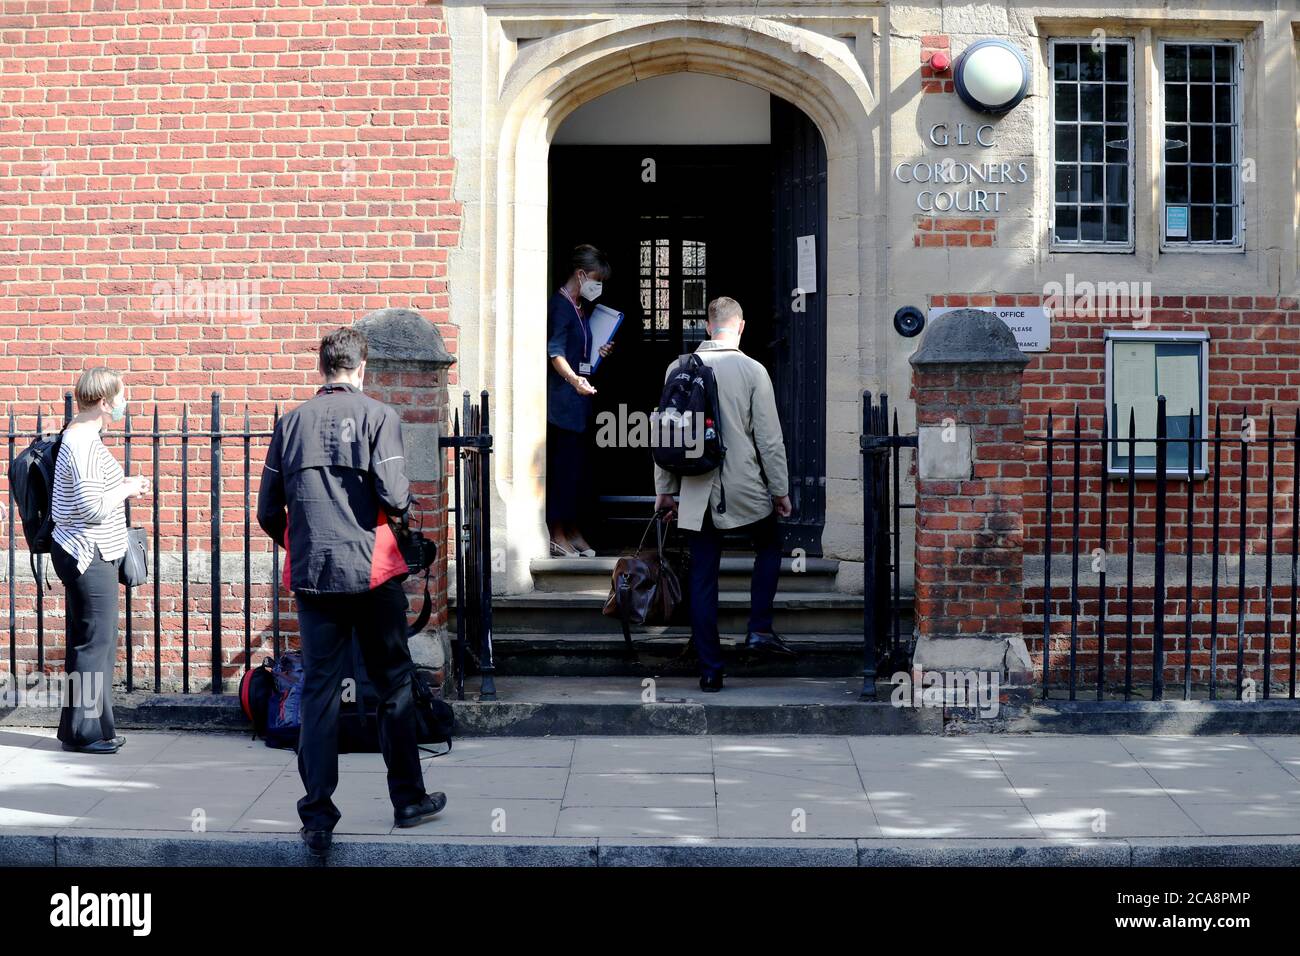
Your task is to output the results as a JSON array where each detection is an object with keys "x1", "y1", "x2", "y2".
[{"x1": 579, "y1": 278, "x2": 603, "y2": 301}]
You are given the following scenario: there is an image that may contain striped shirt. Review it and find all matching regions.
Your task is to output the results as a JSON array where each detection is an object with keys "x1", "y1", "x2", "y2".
[{"x1": 51, "y1": 425, "x2": 129, "y2": 575}]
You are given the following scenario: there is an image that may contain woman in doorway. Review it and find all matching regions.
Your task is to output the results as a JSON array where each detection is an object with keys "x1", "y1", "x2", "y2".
[
  {"x1": 51, "y1": 367, "x2": 151, "y2": 753},
  {"x1": 546, "y1": 244, "x2": 614, "y2": 556}
]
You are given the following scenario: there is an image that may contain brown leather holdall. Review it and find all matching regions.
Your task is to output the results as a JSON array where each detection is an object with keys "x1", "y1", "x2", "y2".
[{"x1": 602, "y1": 511, "x2": 685, "y2": 650}]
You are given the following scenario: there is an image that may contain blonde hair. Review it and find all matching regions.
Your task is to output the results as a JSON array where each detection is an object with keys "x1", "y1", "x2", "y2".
[
  {"x1": 74, "y1": 366, "x2": 123, "y2": 411},
  {"x1": 707, "y1": 296, "x2": 743, "y2": 331}
]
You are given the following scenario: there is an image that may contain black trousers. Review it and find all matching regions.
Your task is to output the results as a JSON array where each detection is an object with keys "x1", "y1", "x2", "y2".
[
  {"x1": 294, "y1": 578, "x2": 427, "y2": 831},
  {"x1": 546, "y1": 422, "x2": 591, "y2": 527},
  {"x1": 51, "y1": 541, "x2": 121, "y2": 747},
  {"x1": 685, "y1": 511, "x2": 783, "y2": 680}
]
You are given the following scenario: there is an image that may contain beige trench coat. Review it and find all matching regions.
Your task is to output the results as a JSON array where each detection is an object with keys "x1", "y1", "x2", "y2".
[{"x1": 653, "y1": 340, "x2": 789, "y2": 532}]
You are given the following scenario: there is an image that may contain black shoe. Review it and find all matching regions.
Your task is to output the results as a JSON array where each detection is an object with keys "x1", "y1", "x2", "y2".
[
  {"x1": 61, "y1": 739, "x2": 120, "y2": 755},
  {"x1": 394, "y1": 792, "x2": 447, "y2": 828},
  {"x1": 108, "y1": 736, "x2": 126, "y2": 748},
  {"x1": 300, "y1": 827, "x2": 332, "y2": 860},
  {"x1": 744, "y1": 631, "x2": 797, "y2": 658},
  {"x1": 699, "y1": 673, "x2": 724, "y2": 693}
]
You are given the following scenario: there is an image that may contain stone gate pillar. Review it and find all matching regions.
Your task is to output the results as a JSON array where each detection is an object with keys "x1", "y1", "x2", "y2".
[
  {"x1": 353, "y1": 308, "x2": 455, "y2": 675},
  {"x1": 908, "y1": 309, "x2": 1035, "y2": 707}
]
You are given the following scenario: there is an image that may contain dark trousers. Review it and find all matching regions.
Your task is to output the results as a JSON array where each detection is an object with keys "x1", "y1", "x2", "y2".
[
  {"x1": 546, "y1": 422, "x2": 591, "y2": 527},
  {"x1": 686, "y1": 511, "x2": 782, "y2": 679},
  {"x1": 52, "y1": 541, "x2": 121, "y2": 747},
  {"x1": 294, "y1": 579, "x2": 426, "y2": 831}
]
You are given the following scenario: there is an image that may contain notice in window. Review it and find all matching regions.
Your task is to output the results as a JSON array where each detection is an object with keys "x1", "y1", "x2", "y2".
[
  {"x1": 1156, "y1": 352, "x2": 1200, "y2": 419},
  {"x1": 1166, "y1": 205, "x2": 1189, "y2": 238},
  {"x1": 1117, "y1": 396, "x2": 1159, "y2": 458},
  {"x1": 1113, "y1": 341, "x2": 1154, "y2": 406},
  {"x1": 1113, "y1": 341, "x2": 1157, "y2": 456}
]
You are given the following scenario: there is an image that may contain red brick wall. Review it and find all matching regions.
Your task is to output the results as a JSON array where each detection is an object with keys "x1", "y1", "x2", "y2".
[
  {"x1": 1030, "y1": 582, "x2": 1297, "y2": 694},
  {"x1": 931, "y1": 293, "x2": 1300, "y2": 693},
  {"x1": 933, "y1": 294, "x2": 1300, "y2": 560},
  {"x1": 919, "y1": 35, "x2": 953, "y2": 94},
  {"x1": 911, "y1": 362, "x2": 1026, "y2": 644},
  {"x1": 914, "y1": 217, "x2": 996, "y2": 248},
  {"x1": 0, "y1": 0, "x2": 461, "y2": 687}
]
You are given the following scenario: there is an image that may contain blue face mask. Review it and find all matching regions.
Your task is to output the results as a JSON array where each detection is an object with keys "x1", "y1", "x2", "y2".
[{"x1": 109, "y1": 396, "x2": 127, "y2": 422}]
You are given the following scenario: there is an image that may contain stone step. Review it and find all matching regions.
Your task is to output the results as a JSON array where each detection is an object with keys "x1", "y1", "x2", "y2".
[
  {"x1": 440, "y1": 676, "x2": 938, "y2": 734},
  {"x1": 528, "y1": 555, "x2": 842, "y2": 593},
  {"x1": 452, "y1": 588, "x2": 875, "y2": 636},
  {"x1": 483, "y1": 630, "x2": 894, "y2": 678}
]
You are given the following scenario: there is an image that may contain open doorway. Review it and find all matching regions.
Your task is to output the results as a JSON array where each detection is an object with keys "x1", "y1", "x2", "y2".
[{"x1": 548, "y1": 73, "x2": 827, "y2": 554}]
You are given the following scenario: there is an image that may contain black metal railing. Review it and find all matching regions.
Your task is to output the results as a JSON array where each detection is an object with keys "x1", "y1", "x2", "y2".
[
  {"x1": 5, "y1": 392, "x2": 280, "y2": 694},
  {"x1": 861, "y1": 391, "x2": 916, "y2": 696},
  {"x1": 440, "y1": 390, "x2": 494, "y2": 702},
  {"x1": 1030, "y1": 396, "x2": 1300, "y2": 701}
]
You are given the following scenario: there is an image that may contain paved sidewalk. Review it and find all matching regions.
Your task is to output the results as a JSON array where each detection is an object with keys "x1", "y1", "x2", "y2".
[{"x1": 3, "y1": 727, "x2": 1300, "y2": 865}]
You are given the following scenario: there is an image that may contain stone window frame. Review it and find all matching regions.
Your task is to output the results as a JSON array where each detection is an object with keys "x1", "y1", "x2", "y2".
[
  {"x1": 1156, "y1": 38, "x2": 1246, "y2": 253},
  {"x1": 1048, "y1": 36, "x2": 1137, "y2": 254}
]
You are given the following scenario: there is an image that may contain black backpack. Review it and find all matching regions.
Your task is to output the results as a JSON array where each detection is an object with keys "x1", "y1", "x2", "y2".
[
  {"x1": 651, "y1": 354, "x2": 727, "y2": 513},
  {"x1": 238, "y1": 657, "x2": 276, "y2": 740},
  {"x1": 339, "y1": 636, "x2": 453, "y2": 757},
  {"x1": 10, "y1": 429, "x2": 66, "y2": 556}
]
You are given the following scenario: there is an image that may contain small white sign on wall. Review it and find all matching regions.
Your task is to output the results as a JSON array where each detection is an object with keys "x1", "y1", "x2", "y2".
[
  {"x1": 796, "y1": 235, "x2": 817, "y2": 294},
  {"x1": 928, "y1": 306, "x2": 1051, "y2": 352}
]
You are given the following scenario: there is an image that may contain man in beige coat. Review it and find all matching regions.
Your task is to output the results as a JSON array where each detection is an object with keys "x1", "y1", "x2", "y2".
[{"x1": 654, "y1": 297, "x2": 793, "y2": 692}]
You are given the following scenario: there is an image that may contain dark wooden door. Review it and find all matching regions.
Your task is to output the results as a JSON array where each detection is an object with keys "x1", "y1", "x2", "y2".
[{"x1": 769, "y1": 96, "x2": 828, "y2": 554}]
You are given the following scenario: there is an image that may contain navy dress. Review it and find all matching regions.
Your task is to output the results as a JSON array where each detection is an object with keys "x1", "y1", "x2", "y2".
[{"x1": 546, "y1": 289, "x2": 595, "y2": 526}]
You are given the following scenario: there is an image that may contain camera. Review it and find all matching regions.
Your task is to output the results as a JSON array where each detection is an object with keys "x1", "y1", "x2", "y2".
[
  {"x1": 399, "y1": 530, "x2": 438, "y2": 576},
  {"x1": 391, "y1": 507, "x2": 438, "y2": 576}
]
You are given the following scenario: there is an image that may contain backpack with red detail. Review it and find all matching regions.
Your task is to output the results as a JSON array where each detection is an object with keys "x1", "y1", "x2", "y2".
[
  {"x1": 650, "y1": 353, "x2": 727, "y2": 513},
  {"x1": 244, "y1": 652, "x2": 304, "y2": 750},
  {"x1": 238, "y1": 657, "x2": 276, "y2": 741}
]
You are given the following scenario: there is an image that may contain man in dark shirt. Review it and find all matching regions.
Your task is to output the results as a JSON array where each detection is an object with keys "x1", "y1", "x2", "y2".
[{"x1": 257, "y1": 328, "x2": 445, "y2": 859}]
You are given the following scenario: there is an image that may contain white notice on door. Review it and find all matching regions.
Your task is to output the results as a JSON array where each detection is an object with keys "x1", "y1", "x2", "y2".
[{"x1": 796, "y1": 235, "x2": 817, "y2": 294}]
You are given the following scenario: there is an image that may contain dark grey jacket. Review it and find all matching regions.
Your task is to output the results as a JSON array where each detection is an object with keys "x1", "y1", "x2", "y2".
[{"x1": 256, "y1": 383, "x2": 412, "y2": 595}]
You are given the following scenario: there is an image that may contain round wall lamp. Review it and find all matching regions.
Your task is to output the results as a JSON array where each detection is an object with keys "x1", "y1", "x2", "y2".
[
  {"x1": 893, "y1": 305, "x2": 926, "y2": 338},
  {"x1": 954, "y1": 39, "x2": 1029, "y2": 114}
]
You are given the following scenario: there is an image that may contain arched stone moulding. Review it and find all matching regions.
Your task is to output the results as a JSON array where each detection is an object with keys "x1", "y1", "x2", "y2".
[{"x1": 446, "y1": 9, "x2": 883, "y2": 592}]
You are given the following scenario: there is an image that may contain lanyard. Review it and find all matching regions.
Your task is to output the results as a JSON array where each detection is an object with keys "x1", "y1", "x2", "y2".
[{"x1": 560, "y1": 287, "x2": 591, "y2": 362}]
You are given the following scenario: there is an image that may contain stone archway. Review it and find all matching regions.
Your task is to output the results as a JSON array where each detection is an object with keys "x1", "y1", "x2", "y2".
[{"x1": 445, "y1": 10, "x2": 882, "y2": 593}]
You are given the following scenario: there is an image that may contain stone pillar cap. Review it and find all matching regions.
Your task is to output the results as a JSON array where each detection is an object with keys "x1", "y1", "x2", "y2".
[
  {"x1": 353, "y1": 308, "x2": 454, "y2": 369},
  {"x1": 909, "y1": 308, "x2": 1029, "y2": 369}
]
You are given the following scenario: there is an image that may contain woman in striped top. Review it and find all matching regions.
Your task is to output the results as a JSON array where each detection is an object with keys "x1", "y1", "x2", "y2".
[{"x1": 50, "y1": 367, "x2": 150, "y2": 754}]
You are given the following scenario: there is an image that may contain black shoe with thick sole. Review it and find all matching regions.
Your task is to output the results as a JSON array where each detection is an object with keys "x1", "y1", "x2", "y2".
[
  {"x1": 744, "y1": 631, "x2": 797, "y2": 658},
  {"x1": 698, "y1": 673, "x2": 724, "y2": 693},
  {"x1": 61, "y1": 739, "x2": 121, "y2": 755},
  {"x1": 394, "y1": 792, "x2": 447, "y2": 828},
  {"x1": 300, "y1": 827, "x2": 332, "y2": 859}
]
